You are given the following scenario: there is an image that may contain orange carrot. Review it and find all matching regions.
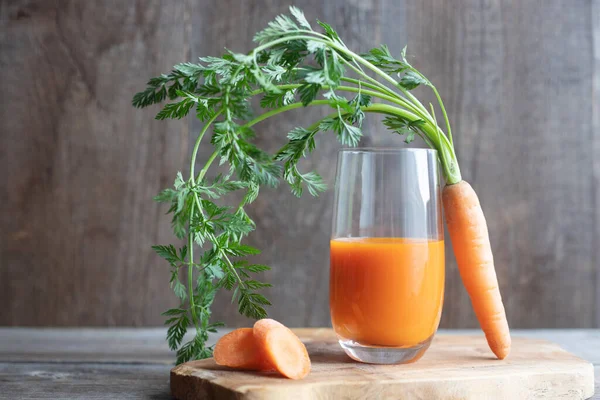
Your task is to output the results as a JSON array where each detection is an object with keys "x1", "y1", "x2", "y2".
[
  {"x1": 213, "y1": 328, "x2": 272, "y2": 370},
  {"x1": 443, "y1": 180, "x2": 511, "y2": 359},
  {"x1": 253, "y1": 319, "x2": 311, "y2": 379}
]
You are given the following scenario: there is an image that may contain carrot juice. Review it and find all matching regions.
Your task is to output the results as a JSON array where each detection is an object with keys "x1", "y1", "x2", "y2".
[{"x1": 330, "y1": 237, "x2": 444, "y2": 347}]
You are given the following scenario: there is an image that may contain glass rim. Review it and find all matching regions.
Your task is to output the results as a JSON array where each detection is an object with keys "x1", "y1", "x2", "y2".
[{"x1": 338, "y1": 147, "x2": 438, "y2": 155}]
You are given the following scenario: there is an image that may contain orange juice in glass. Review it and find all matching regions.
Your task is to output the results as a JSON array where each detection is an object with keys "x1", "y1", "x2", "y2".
[{"x1": 330, "y1": 149, "x2": 444, "y2": 364}]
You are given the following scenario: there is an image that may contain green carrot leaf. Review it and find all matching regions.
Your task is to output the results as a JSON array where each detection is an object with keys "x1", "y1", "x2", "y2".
[
  {"x1": 298, "y1": 83, "x2": 321, "y2": 106},
  {"x1": 152, "y1": 245, "x2": 180, "y2": 267},
  {"x1": 383, "y1": 115, "x2": 426, "y2": 143},
  {"x1": 399, "y1": 71, "x2": 430, "y2": 90},
  {"x1": 290, "y1": 6, "x2": 312, "y2": 30}
]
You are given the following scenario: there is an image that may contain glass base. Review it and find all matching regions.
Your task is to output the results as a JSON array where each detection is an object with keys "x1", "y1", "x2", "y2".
[{"x1": 338, "y1": 335, "x2": 434, "y2": 364}]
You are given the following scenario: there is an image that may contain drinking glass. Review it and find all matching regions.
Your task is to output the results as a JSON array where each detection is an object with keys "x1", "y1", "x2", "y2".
[{"x1": 330, "y1": 148, "x2": 444, "y2": 364}]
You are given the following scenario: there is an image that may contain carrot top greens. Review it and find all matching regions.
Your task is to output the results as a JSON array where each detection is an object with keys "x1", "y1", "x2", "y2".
[{"x1": 133, "y1": 6, "x2": 460, "y2": 363}]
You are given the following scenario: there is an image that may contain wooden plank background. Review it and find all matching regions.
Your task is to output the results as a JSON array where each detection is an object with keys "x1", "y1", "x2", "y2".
[{"x1": 0, "y1": 0, "x2": 598, "y2": 329}]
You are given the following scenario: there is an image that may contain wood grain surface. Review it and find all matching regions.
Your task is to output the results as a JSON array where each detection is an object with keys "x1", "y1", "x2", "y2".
[
  {"x1": 0, "y1": 363, "x2": 172, "y2": 400},
  {"x1": 0, "y1": 0, "x2": 190, "y2": 326},
  {"x1": 0, "y1": 328, "x2": 598, "y2": 400},
  {"x1": 170, "y1": 329, "x2": 595, "y2": 400},
  {"x1": 0, "y1": 0, "x2": 599, "y2": 328},
  {"x1": 1, "y1": 328, "x2": 599, "y2": 365}
]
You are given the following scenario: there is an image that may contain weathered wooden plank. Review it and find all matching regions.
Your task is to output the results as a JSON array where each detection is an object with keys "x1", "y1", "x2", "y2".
[
  {"x1": 592, "y1": 0, "x2": 600, "y2": 329},
  {"x1": 0, "y1": 363, "x2": 172, "y2": 400},
  {"x1": 0, "y1": 329, "x2": 597, "y2": 399},
  {"x1": 0, "y1": 0, "x2": 598, "y2": 329},
  {"x1": 0, "y1": 328, "x2": 174, "y2": 364},
  {"x1": 0, "y1": 0, "x2": 188, "y2": 326},
  {"x1": 0, "y1": 361, "x2": 593, "y2": 400},
  {"x1": 1, "y1": 328, "x2": 598, "y2": 366}
]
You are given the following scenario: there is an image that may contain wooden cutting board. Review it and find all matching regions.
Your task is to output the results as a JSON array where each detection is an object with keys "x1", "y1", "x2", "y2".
[{"x1": 170, "y1": 328, "x2": 595, "y2": 400}]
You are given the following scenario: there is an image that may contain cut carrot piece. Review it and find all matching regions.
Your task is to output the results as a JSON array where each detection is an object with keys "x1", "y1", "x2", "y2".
[
  {"x1": 253, "y1": 319, "x2": 311, "y2": 380},
  {"x1": 213, "y1": 328, "x2": 272, "y2": 370}
]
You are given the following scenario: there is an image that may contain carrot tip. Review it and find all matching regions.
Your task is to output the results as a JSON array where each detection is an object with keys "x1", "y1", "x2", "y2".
[{"x1": 493, "y1": 344, "x2": 511, "y2": 360}]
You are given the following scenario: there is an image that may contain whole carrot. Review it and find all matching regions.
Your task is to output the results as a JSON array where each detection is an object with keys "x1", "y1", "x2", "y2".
[{"x1": 443, "y1": 181, "x2": 511, "y2": 359}]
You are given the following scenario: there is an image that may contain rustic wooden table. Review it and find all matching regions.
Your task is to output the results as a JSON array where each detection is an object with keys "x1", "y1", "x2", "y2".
[{"x1": 0, "y1": 329, "x2": 598, "y2": 399}]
